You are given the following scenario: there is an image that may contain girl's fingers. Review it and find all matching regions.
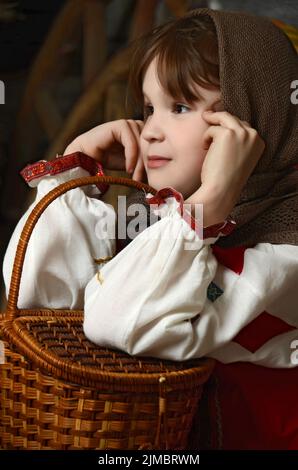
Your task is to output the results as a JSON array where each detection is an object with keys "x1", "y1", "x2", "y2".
[
  {"x1": 132, "y1": 154, "x2": 145, "y2": 182},
  {"x1": 125, "y1": 119, "x2": 144, "y2": 173},
  {"x1": 127, "y1": 119, "x2": 145, "y2": 181},
  {"x1": 202, "y1": 112, "x2": 259, "y2": 150},
  {"x1": 202, "y1": 125, "x2": 223, "y2": 149},
  {"x1": 203, "y1": 110, "x2": 248, "y2": 130},
  {"x1": 133, "y1": 119, "x2": 145, "y2": 131},
  {"x1": 110, "y1": 120, "x2": 139, "y2": 172},
  {"x1": 63, "y1": 119, "x2": 145, "y2": 172},
  {"x1": 64, "y1": 120, "x2": 139, "y2": 169},
  {"x1": 64, "y1": 138, "x2": 91, "y2": 157}
]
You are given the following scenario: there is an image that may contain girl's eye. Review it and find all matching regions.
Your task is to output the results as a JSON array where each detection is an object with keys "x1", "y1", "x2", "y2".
[
  {"x1": 143, "y1": 105, "x2": 153, "y2": 120},
  {"x1": 173, "y1": 103, "x2": 190, "y2": 114},
  {"x1": 142, "y1": 103, "x2": 190, "y2": 120}
]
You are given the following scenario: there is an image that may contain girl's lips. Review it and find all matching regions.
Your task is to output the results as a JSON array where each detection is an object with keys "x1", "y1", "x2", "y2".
[{"x1": 147, "y1": 158, "x2": 172, "y2": 169}]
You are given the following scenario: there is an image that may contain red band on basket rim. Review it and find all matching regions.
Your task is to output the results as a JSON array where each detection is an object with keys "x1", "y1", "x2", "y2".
[{"x1": 20, "y1": 152, "x2": 109, "y2": 195}]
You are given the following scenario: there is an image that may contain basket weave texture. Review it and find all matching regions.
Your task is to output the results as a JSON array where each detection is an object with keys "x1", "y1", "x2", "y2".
[{"x1": 0, "y1": 175, "x2": 214, "y2": 450}]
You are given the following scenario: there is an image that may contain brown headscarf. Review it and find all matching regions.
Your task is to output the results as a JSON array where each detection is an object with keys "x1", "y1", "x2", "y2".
[
  {"x1": 125, "y1": 8, "x2": 298, "y2": 249},
  {"x1": 187, "y1": 8, "x2": 298, "y2": 248}
]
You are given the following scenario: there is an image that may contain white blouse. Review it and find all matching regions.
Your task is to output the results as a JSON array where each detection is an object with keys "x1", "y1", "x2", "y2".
[{"x1": 3, "y1": 155, "x2": 298, "y2": 368}]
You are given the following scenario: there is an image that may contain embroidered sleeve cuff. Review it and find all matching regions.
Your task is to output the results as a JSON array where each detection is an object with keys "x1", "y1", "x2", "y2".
[
  {"x1": 20, "y1": 152, "x2": 109, "y2": 195},
  {"x1": 145, "y1": 186, "x2": 236, "y2": 241}
]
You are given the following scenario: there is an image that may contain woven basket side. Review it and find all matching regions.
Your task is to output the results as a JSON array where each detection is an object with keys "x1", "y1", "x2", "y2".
[
  {"x1": 0, "y1": 337, "x2": 203, "y2": 450},
  {"x1": 2, "y1": 313, "x2": 214, "y2": 390}
]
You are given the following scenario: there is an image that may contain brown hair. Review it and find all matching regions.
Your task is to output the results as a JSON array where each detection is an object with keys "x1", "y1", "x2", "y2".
[{"x1": 127, "y1": 15, "x2": 220, "y2": 116}]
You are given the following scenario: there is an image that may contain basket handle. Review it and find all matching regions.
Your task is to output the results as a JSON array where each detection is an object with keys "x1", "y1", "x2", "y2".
[{"x1": 6, "y1": 175, "x2": 157, "y2": 320}]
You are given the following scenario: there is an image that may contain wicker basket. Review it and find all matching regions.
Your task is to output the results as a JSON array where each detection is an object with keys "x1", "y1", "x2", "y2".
[{"x1": 0, "y1": 175, "x2": 214, "y2": 450}]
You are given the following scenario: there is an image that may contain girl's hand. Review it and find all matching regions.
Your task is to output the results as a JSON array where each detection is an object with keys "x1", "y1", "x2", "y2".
[
  {"x1": 63, "y1": 119, "x2": 146, "y2": 182},
  {"x1": 186, "y1": 110, "x2": 265, "y2": 225}
]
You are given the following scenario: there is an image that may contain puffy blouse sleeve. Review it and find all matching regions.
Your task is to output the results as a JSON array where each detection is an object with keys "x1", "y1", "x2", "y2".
[
  {"x1": 2, "y1": 152, "x2": 116, "y2": 309},
  {"x1": 84, "y1": 185, "x2": 298, "y2": 367},
  {"x1": 83, "y1": 187, "x2": 237, "y2": 360}
]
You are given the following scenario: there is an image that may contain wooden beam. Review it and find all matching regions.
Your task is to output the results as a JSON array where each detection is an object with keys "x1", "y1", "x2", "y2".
[{"x1": 83, "y1": 0, "x2": 107, "y2": 88}]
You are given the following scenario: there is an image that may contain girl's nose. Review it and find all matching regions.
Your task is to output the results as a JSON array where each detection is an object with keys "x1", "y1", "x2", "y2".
[{"x1": 141, "y1": 116, "x2": 165, "y2": 142}]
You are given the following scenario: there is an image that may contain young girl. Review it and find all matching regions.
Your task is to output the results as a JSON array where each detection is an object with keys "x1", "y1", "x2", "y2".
[{"x1": 3, "y1": 8, "x2": 298, "y2": 449}]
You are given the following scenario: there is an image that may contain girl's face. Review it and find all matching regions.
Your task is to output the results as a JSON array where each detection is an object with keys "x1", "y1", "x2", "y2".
[{"x1": 140, "y1": 57, "x2": 222, "y2": 198}]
